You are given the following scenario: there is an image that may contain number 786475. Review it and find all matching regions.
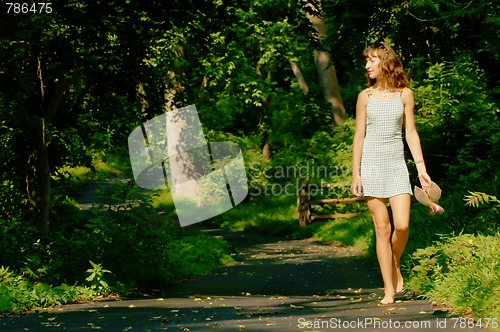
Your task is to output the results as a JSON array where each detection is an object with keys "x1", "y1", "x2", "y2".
[{"x1": 6, "y1": 3, "x2": 53, "y2": 14}]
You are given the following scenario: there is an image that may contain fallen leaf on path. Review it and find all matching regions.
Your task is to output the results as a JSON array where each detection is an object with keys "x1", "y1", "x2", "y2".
[
  {"x1": 290, "y1": 304, "x2": 304, "y2": 309},
  {"x1": 40, "y1": 322, "x2": 62, "y2": 327}
]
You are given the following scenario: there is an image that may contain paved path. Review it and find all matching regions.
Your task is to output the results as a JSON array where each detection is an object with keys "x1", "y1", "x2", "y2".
[{"x1": 1, "y1": 228, "x2": 485, "y2": 331}]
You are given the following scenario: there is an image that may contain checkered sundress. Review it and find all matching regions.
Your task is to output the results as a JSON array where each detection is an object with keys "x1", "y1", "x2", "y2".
[{"x1": 360, "y1": 89, "x2": 412, "y2": 198}]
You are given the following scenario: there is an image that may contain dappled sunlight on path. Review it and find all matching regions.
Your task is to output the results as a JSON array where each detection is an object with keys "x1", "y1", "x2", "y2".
[{"x1": 1, "y1": 228, "x2": 485, "y2": 331}]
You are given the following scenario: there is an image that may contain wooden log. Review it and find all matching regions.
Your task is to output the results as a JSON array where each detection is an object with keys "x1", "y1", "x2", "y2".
[
  {"x1": 310, "y1": 212, "x2": 365, "y2": 221},
  {"x1": 310, "y1": 197, "x2": 364, "y2": 205}
]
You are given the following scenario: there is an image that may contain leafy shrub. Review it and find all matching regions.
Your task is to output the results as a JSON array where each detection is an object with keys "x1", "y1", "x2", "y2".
[
  {"x1": 413, "y1": 53, "x2": 500, "y2": 193},
  {"x1": 85, "y1": 261, "x2": 112, "y2": 296},
  {"x1": 0, "y1": 264, "x2": 108, "y2": 314},
  {"x1": 54, "y1": 182, "x2": 235, "y2": 289},
  {"x1": 406, "y1": 192, "x2": 500, "y2": 318},
  {"x1": 406, "y1": 233, "x2": 500, "y2": 318}
]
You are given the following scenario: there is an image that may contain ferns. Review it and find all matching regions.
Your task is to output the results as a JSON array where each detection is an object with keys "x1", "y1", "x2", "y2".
[{"x1": 464, "y1": 191, "x2": 500, "y2": 208}]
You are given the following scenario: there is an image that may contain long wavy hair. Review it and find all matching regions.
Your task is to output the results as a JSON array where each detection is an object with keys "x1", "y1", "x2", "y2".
[{"x1": 364, "y1": 44, "x2": 409, "y2": 89}]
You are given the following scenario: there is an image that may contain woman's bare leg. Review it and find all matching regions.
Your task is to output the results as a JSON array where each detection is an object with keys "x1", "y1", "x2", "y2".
[
  {"x1": 366, "y1": 197, "x2": 394, "y2": 304},
  {"x1": 389, "y1": 194, "x2": 411, "y2": 293}
]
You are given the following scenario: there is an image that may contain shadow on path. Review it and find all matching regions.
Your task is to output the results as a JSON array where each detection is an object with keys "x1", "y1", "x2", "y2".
[{"x1": 1, "y1": 228, "x2": 484, "y2": 331}]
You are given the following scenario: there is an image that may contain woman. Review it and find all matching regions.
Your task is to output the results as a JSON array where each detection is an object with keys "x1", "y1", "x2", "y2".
[{"x1": 350, "y1": 43, "x2": 431, "y2": 305}]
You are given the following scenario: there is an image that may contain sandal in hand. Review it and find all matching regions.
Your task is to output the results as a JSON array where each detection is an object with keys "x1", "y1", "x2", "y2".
[{"x1": 414, "y1": 181, "x2": 444, "y2": 215}]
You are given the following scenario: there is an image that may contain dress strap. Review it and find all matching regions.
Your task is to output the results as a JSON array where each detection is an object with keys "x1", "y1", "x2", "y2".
[{"x1": 397, "y1": 87, "x2": 404, "y2": 94}]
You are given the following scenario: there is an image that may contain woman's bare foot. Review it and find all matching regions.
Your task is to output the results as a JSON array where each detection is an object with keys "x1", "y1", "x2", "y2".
[
  {"x1": 392, "y1": 265, "x2": 404, "y2": 293},
  {"x1": 380, "y1": 296, "x2": 395, "y2": 305},
  {"x1": 395, "y1": 269, "x2": 404, "y2": 293}
]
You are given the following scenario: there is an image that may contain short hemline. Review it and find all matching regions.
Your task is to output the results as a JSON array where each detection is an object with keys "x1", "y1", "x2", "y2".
[{"x1": 363, "y1": 191, "x2": 413, "y2": 199}]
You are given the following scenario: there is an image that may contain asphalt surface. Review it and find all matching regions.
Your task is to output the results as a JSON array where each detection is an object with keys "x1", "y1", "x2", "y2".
[{"x1": 1, "y1": 227, "x2": 489, "y2": 332}]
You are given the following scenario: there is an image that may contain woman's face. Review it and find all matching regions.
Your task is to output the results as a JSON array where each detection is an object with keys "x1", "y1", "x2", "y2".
[{"x1": 365, "y1": 55, "x2": 382, "y2": 80}]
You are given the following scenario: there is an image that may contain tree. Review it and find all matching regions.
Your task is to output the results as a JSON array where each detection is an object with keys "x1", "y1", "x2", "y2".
[{"x1": 305, "y1": 0, "x2": 346, "y2": 126}]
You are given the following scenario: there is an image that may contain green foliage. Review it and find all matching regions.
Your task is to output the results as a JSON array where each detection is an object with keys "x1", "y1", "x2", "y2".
[
  {"x1": 405, "y1": 191, "x2": 500, "y2": 318},
  {"x1": 0, "y1": 266, "x2": 94, "y2": 314},
  {"x1": 167, "y1": 235, "x2": 235, "y2": 277},
  {"x1": 55, "y1": 182, "x2": 234, "y2": 289},
  {"x1": 464, "y1": 192, "x2": 500, "y2": 209},
  {"x1": 85, "y1": 261, "x2": 112, "y2": 296},
  {"x1": 210, "y1": 193, "x2": 299, "y2": 236},
  {"x1": 308, "y1": 215, "x2": 374, "y2": 252},
  {"x1": 405, "y1": 233, "x2": 500, "y2": 318},
  {"x1": 412, "y1": 53, "x2": 500, "y2": 187}
]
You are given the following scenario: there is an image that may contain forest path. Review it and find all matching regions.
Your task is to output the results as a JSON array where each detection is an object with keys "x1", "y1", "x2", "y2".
[{"x1": 1, "y1": 227, "x2": 484, "y2": 331}]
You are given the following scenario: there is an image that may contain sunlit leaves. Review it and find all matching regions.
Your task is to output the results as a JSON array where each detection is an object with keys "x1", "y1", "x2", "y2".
[{"x1": 464, "y1": 191, "x2": 500, "y2": 208}]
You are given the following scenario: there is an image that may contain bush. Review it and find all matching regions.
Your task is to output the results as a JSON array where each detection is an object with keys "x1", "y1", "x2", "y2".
[
  {"x1": 405, "y1": 233, "x2": 500, "y2": 318},
  {"x1": 413, "y1": 53, "x2": 500, "y2": 193},
  {"x1": 0, "y1": 264, "x2": 107, "y2": 314},
  {"x1": 406, "y1": 192, "x2": 500, "y2": 318}
]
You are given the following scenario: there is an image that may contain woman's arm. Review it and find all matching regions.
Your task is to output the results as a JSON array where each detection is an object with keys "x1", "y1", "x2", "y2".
[
  {"x1": 351, "y1": 90, "x2": 368, "y2": 196},
  {"x1": 402, "y1": 88, "x2": 431, "y2": 189}
]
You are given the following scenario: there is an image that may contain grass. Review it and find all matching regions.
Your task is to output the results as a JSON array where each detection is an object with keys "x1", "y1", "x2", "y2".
[
  {"x1": 308, "y1": 215, "x2": 374, "y2": 252},
  {"x1": 208, "y1": 189, "x2": 374, "y2": 253}
]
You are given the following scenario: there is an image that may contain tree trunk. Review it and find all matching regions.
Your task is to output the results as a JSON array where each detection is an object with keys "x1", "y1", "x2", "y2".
[
  {"x1": 38, "y1": 124, "x2": 51, "y2": 232},
  {"x1": 257, "y1": 66, "x2": 272, "y2": 162},
  {"x1": 36, "y1": 56, "x2": 50, "y2": 231},
  {"x1": 305, "y1": 0, "x2": 346, "y2": 126},
  {"x1": 314, "y1": 50, "x2": 346, "y2": 126},
  {"x1": 289, "y1": 59, "x2": 309, "y2": 95},
  {"x1": 261, "y1": 131, "x2": 271, "y2": 162},
  {"x1": 35, "y1": 57, "x2": 67, "y2": 231},
  {"x1": 164, "y1": 70, "x2": 178, "y2": 112}
]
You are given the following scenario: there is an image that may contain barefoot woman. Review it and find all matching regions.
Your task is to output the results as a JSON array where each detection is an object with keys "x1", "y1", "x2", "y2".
[{"x1": 351, "y1": 44, "x2": 431, "y2": 305}]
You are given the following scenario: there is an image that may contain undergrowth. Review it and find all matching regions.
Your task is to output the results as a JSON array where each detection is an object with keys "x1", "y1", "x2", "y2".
[
  {"x1": 405, "y1": 192, "x2": 500, "y2": 319},
  {"x1": 0, "y1": 151, "x2": 235, "y2": 316}
]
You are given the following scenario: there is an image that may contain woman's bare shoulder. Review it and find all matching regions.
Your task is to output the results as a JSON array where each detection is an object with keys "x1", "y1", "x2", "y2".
[
  {"x1": 401, "y1": 87, "x2": 414, "y2": 97},
  {"x1": 357, "y1": 88, "x2": 371, "y2": 102}
]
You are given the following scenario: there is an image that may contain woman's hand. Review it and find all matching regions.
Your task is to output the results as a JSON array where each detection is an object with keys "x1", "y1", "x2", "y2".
[
  {"x1": 418, "y1": 172, "x2": 432, "y2": 191},
  {"x1": 351, "y1": 176, "x2": 363, "y2": 197}
]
